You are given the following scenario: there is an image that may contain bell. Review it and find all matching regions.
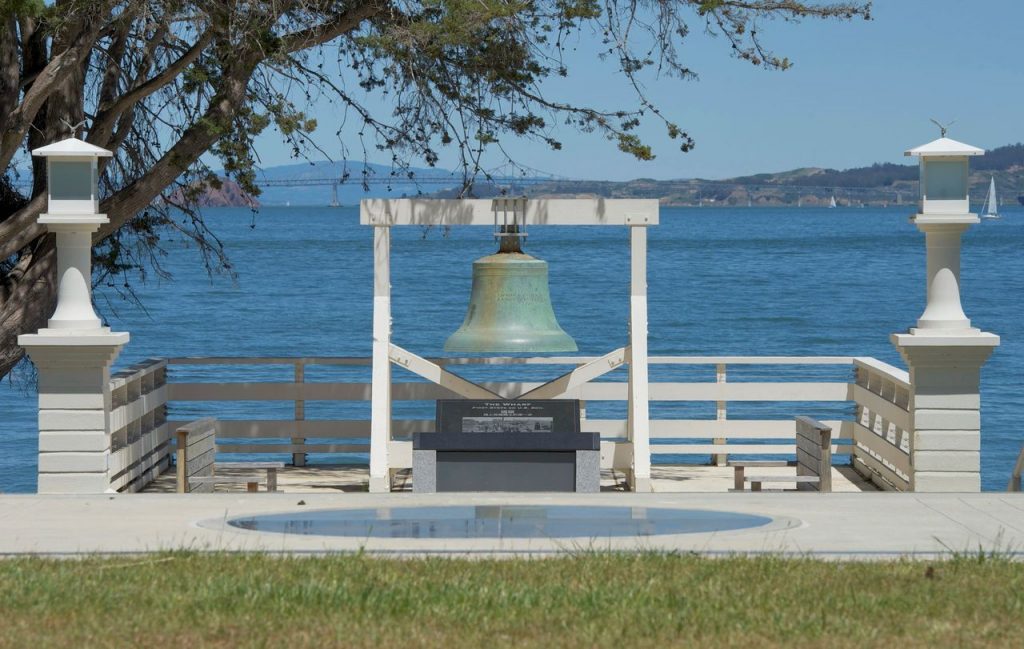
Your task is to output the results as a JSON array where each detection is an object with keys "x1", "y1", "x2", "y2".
[{"x1": 445, "y1": 228, "x2": 577, "y2": 353}]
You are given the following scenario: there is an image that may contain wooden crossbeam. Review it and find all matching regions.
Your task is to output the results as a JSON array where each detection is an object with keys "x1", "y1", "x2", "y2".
[
  {"x1": 388, "y1": 343, "x2": 502, "y2": 400},
  {"x1": 515, "y1": 347, "x2": 627, "y2": 400}
]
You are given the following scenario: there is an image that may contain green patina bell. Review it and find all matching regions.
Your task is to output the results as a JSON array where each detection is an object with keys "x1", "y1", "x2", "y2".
[{"x1": 445, "y1": 228, "x2": 577, "y2": 353}]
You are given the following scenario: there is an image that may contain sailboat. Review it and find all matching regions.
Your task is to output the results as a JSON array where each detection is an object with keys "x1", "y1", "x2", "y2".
[
  {"x1": 828, "y1": 195, "x2": 837, "y2": 209},
  {"x1": 980, "y1": 177, "x2": 1000, "y2": 219}
]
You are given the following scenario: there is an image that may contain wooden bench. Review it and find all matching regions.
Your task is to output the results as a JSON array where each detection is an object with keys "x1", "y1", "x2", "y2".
[
  {"x1": 175, "y1": 418, "x2": 284, "y2": 493},
  {"x1": 730, "y1": 416, "x2": 832, "y2": 493}
]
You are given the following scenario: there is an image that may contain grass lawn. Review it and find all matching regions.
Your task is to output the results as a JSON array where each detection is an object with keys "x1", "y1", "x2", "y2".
[{"x1": 0, "y1": 552, "x2": 1021, "y2": 648}]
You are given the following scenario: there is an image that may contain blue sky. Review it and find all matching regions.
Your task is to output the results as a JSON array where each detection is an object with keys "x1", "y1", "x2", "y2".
[{"x1": 253, "y1": 0, "x2": 1023, "y2": 181}]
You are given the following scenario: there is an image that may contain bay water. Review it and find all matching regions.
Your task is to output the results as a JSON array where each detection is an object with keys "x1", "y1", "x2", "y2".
[{"x1": 2, "y1": 205, "x2": 1021, "y2": 492}]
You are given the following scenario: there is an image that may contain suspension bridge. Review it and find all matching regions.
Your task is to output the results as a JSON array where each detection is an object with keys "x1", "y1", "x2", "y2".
[{"x1": 9, "y1": 160, "x2": 916, "y2": 207}]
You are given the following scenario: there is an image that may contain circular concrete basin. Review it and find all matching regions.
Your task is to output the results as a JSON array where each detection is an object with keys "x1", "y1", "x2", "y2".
[{"x1": 227, "y1": 505, "x2": 774, "y2": 539}]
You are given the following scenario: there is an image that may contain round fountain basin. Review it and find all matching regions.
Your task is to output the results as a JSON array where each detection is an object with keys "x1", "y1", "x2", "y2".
[{"x1": 227, "y1": 505, "x2": 774, "y2": 539}]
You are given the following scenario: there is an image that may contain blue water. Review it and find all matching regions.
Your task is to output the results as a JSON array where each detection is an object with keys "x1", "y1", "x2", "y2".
[{"x1": 1, "y1": 205, "x2": 1021, "y2": 492}]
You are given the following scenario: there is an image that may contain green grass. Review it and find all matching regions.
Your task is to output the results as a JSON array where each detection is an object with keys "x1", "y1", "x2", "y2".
[{"x1": 0, "y1": 553, "x2": 1021, "y2": 648}]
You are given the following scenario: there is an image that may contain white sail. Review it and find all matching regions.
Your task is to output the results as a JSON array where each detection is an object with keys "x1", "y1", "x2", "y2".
[
  {"x1": 829, "y1": 195, "x2": 837, "y2": 208},
  {"x1": 982, "y1": 177, "x2": 1000, "y2": 219}
]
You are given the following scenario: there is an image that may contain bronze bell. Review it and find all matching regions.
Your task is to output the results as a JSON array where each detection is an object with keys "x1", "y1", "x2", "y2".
[{"x1": 445, "y1": 227, "x2": 577, "y2": 353}]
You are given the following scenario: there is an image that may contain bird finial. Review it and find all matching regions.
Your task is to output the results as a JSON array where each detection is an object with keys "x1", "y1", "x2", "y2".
[
  {"x1": 929, "y1": 118, "x2": 955, "y2": 138},
  {"x1": 60, "y1": 118, "x2": 88, "y2": 139}
]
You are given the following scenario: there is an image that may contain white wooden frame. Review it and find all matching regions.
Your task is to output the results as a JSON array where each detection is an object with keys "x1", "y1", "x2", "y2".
[{"x1": 361, "y1": 198, "x2": 658, "y2": 492}]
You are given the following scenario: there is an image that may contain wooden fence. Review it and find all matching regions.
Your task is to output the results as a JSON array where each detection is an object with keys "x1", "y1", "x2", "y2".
[{"x1": 159, "y1": 355, "x2": 914, "y2": 489}]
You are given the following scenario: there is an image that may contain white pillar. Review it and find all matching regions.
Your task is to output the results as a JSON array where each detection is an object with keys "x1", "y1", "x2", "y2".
[
  {"x1": 626, "y1": 224, "x2": 651, "y2": 492},
  {"x1": 892, "y1": 335, "x2": 996, "y2": 492},
  {"x1": 891, "y1": 137, "x2": 998, "y2": 492},
  {"x1": 369, "y1": 225, "x2": 392, "y2": 492},
  {"x1": 18, "y1": 215, "x2": 129, "y2": 493},
  {"x1": 892, "y1": 216, "x2": 998, "y2": 492},
  {"x1": 19, "y1": 336, "x2": 127, "y2": 493},
  {"x1": 19, "y1": 139, "x2": 128, "y2": 494}
]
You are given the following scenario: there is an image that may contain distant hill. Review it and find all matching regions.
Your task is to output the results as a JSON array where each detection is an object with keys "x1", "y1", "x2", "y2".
[
  {"x1": 172, "y1": 177, "x2": 259, "y2": 208},
  {"x1": 467, "y1": 143, "x2": 1024, "y2": 207},
  {"x1": 230, "y1": 143, "x2": 1024, "y2": 208}
]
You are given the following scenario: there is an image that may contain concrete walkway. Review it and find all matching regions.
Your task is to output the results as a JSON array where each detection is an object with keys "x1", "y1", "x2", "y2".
[{"x1": 1, "y1": 492, "x2": 1022, "y2": 559}]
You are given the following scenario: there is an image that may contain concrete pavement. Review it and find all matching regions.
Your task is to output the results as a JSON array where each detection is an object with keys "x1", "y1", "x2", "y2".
[{"x1": 1, "y1": 492, "x2": 1023, "y2": 559}]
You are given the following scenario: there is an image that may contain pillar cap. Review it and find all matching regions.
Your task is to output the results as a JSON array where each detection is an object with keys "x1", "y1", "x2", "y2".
[
  {"x1": 31, "y1": 138, "x2": 113, "y2": 158},
  {"x1": 891, "y1": 331, "x2": 999, "y2": 348},
  {"x1": 911, "y1": 214, "x2": 978, "y2": 226},
  {"x1": 19, "y1": 330, "x2": 129, "y2": 347},
  {"x1": 904, "y1": 137, "x2": 984, "y2": 157},
  {"x1": 38, "y1": 213, "x2": 108, "y2": 226}
]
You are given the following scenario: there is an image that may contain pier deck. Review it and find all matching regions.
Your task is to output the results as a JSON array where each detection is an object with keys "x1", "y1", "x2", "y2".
[{"x1": 141, "y1": 464, "x2": 877, "y2": 493}]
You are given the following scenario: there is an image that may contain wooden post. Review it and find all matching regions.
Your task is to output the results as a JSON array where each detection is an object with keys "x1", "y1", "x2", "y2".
[
  {"x1": 627, "y1": 224, "x2": 651, "y2": 492},
  {"x1": 176, "y1": 429, "x2": 187, "y2": 494},
  {"x1": 369, "y1": 225, "x2": 392, "y2": 492},
  {"x1": 292, "y1": 361, "x2": 306, "y2": 467},
  {"x1": 712, "y1": 363, "x2": 727, "y2": 466}
]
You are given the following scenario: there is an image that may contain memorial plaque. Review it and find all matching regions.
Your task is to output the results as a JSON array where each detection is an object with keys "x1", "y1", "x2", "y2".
[
  {"x1": 435, "y1": 399, "x2": 580, "y2": 435},
  {"x1": 414, "y1": 399, "x2": 598, "y2": 493}
]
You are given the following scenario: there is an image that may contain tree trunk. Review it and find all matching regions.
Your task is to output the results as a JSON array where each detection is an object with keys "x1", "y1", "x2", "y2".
[{"x1": 0, "y1": 238, "x2": 56, "y2": 378}]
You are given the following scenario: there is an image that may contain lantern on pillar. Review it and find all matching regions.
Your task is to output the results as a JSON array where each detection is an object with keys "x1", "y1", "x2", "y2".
[
  {"x1": 903, "y1": 134, "x2": 984, "y2": 333},
  {"x1": 29, "y1": 138, "x2": 114, "y2": 331},
  {"x1": 444, "y1": 197, "x2": 577, "y2": 353}
]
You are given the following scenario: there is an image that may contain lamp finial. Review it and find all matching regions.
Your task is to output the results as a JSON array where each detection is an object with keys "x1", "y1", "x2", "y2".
[{"x1": 929, "y1": 118, "x2": 955, "y2": 138}]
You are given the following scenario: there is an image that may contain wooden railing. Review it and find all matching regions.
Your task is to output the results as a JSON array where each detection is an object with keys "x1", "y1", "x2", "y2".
[
  {"x1": 1010, "y1": 445, "x2": 1024, "y2": 492},
  {"x1": 164, "y1": 355, "x2": 872, "y2": 475},
  {"x1": 850, "y1": 358, "x2": 912, "y2": 491},
  {"x1": 108, "y1": 359, "x2": 170, "y2": 492}
]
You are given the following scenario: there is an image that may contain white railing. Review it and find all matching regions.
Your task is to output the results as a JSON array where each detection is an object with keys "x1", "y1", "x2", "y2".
[
  {"x1": 107, "y1": 359, "x2": 170, "y2": 492},
  {"x1": 163, "y1": 355, "x2": 890, "y2": 476},
  {"x1": 850, "y1": 358, "x2": 913, "y2": 491}
]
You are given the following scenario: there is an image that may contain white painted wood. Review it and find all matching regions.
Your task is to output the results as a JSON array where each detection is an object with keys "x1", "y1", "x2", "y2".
[
  {"x1": 217, "y1": 444, "x2": 368, "y2": 454},
  {"x1": 654, "y1": 443, "x2": 853, "y2": 456},
  {"x1": 655, "y1": 444, "x2": 797, "y2": 455},
  {"x1": 853, "y1": 422, "x2": 912, "y2": 475},
  {"x1": 292, "y1": 362, "x2": 306, "y2": 467},
  {"x1": 165, "y1": 355, "x2": 853, "y2": 368},
  {"x1": 628, "y1": 225, "x2": 651, "y2": 491},
  {"x1": 516, "y1": 347, "x2": 626, "y2": 399},
  {"x1": 108, "y1": 384, "x2": 167, "y2": 431},
  {"x1": 851, "y1": 384, "x2": 911, "y2": 431},
  {"x1": 168, "y1": 419, "x2": 433, "y2": 438},
  {"x1": 39, "y1": 431, "x2": 110, "y2": 453},
  {"x1": 912, "y1": 450, "x2": 979, "y2": 472},
  {"x1": 914, "y1": 430, "x2": 981, "y2": 452},
  {"x1": 360, "y1": 198, "x2": 659, "y2": 227},
  {"x1": 913, "y1": 471, "x2": 980, "y2": 492},
  {"x1": 582, "y1": 381, "x2": 850, "y2": 402},
  {"x1": 600, "y1": 441, "x2": 633, "y2": 470},
  {"x1": 853, "y1": 452, "x2": 911, "y2": 491},
  {"x1": 108, "y1": 424, "x2": 170, "y2": 474},
  {"x1": 370, "y1": 225, "x2": 392, "y2": 492},
  {"x1": 586, "y1": 418, "x2": 850, "y2": 438},
  {"x1": 388, "y1": 343, "x2": 501, "y2": 399},
  {"x1": 853, "y1": 357, "x2": 910, "y2": 388},
  {"x1": 38, "y1": 452, "x2": 110, "y2": 473}
]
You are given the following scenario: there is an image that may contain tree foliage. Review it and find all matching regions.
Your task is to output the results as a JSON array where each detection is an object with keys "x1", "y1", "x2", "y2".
[{"x1": 0, "y1": 0, "x2": 871, "y2": 377}]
